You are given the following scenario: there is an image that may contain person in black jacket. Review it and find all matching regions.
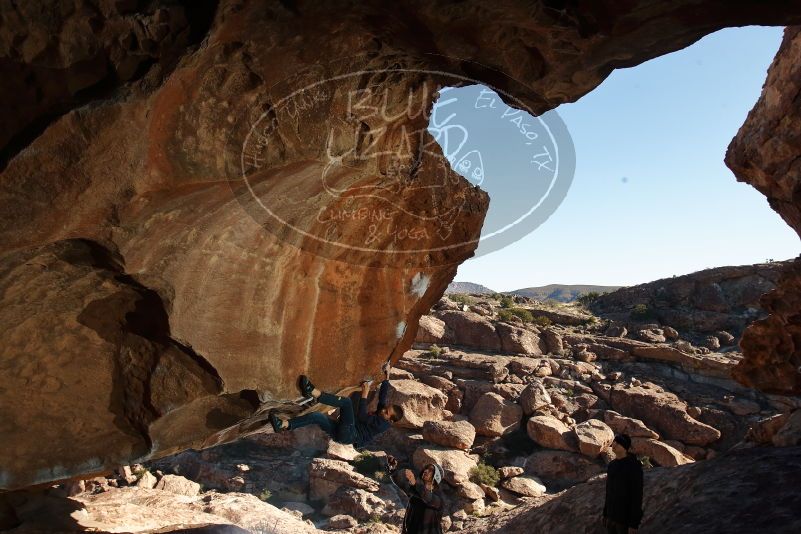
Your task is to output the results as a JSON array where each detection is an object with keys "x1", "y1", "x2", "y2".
[
  {"x1": 387, "y1": 455, "x2": 445, "y2": 534},
  {"x1": 269, "y1": 362, "x2": 404, "y2": 448},
  {"x1": 603, "y1": 434, "x2": 644, "y2": 534}
]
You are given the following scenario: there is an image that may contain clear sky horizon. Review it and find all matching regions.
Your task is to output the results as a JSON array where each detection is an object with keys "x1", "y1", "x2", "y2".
[{"x1": 438, "y1": 25, "x2": 799, "y2": 292}]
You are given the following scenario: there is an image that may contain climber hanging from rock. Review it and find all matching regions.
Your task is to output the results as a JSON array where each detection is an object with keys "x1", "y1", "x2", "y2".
[{"x1": 269, "y1": 360, "x2": 404, "y2": 448}]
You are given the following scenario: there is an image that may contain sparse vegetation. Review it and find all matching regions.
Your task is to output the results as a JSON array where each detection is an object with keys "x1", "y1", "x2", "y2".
[
  {"x1": 510, "y1": 308, "x2": 534, "y2": 323},
  {"x1": 132, "y1": 466, "x2": 147, "y2": 480},
  {"x1": 450, "y1": 293, "x2": 474, "y2": 306},
  {"x1": 532, "y1": 315, "x2": 552, "y2": 327},
  {"x1": 498, "y1": 307, "x2": 538, "y2": 324},
  {"x1": 469, "y1": 462, "x2": 500, "y2": 487},
  {"x1": 577, "y1": 291, "x2": 602, "y2": 308},
  {"x1": 638, "y1": 456, "x2": 653, "y2": 469},
  {"x1": 354, "y1": 452, "x2": 385, "y2": 481},
  {"x1": 368, "y1": 514, "x2": 383, "y2": 524},
  {"x1": 630, "y1": 303, "x2": 656, "y2": 321},
  {"x1": 499, "y1": 295, "x2": 514, "y2": 309},
  {"x1": 258, "y1": 488, "x2": 272, "y2": 502},
  {"x1": 428, "y1": 344, "x2": 443, "y2": 357}
]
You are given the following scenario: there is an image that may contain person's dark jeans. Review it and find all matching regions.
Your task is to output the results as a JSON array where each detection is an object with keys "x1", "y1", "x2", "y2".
[
  {"x1": 605, "y1": 518, "x2": 629, "y2": 534},
  {"x1": 288, "y1": 392, "x2": 358, "y2": 444}
]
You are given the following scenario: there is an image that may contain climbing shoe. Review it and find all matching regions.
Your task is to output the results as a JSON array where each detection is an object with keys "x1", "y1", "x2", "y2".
[
  {"x1": 269, "y1": 411, "x2": 286, "y2": 432},
  {"x1": 297, "y1": 375, "x2": 315, "y2": 398}
]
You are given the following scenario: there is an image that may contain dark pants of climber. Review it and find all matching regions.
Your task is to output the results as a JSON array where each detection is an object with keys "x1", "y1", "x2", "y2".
[
  {"x1": 288, "y1": 392, "x2": 358, "y2": 444},
  {"x1": 605, "y1": 520, "x2": 628, "y2": 534}
]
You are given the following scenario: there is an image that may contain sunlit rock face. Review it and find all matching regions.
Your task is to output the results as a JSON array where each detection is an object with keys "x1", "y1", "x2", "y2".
[
  {"x1": 591, "y1": 262, "x2": 786, "y2": 336},
  {"x1": 1, "y1": 0, "x2": 800, "y2": 490},
  {"x1": 727, "y1": 28, "x2": 801, "y2": 395}
]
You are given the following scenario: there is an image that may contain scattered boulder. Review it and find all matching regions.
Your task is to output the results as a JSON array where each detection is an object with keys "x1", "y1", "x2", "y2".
[
  {"x1": 434, "y1": 298, "x2": 460, "y2": 311},
  {"x1": 683, "y1": 446, "x2": 708, "y2": 461},
  {"x1": 458, "y1": 481, "x2": 486, "y2": 500},
  {"x1": 154, "y1": 475, "x2": 200, "y2": 497},
  {"x1": 309, "y1": 458, "x2": 379, "y2": 501},
  {"x1": 422, "y1": 420, "x2": 476, "y2": 450},
  {"x1": 527, "y1": 416, "x2": 575, "y2": 451},
  {"x1": 525, "y1": 451, "x2": 604, "y2": 485},
  {"x1": 457, "y1": 380, "x2": 525, "y2": 412},
  {"x1": 722, "y1": 396, "x2": 761, "y2": 416},
  {"x1": 464, "y1": 498, "x2": 485, "y2": 514},
  {"x1": 412, "y1": 446, "x2": 479, "y2": 485},
  {"x1": 469, "y1": 303, "x2": 494, "y2": 317},
  {"x1": 746, "y1": 413, "x2": 790, "y2": 444},
  {"x1": 662, "y1": 326, "x2": 680, "y2": 340},
  {"x1": 497, "y1": 323, "x2": 545, "y2": 355},
  {"x1": 598, "y1": 384, "x2": 721, "y2": 446},
  {"x1": 69, "y1": 488, "x2": 319, "y2": 533},
  {"x1": 703, "y1": 335, "x2": 721, "y2": 350},
  {"x1": 549, "y1": 391, "x2": 582, "y2": 417},
  {"x1": 630, "y1": 438, "x2": 693, "y2": 467},
  {"x1": 135, "y1": 471, "x2": 157, "y2": 490},
  {"x1": 527, "y1": 307, "x2": 592, "y2": 326},
  {"x1": 520, "y1": 380, "x2": 551, "y2": 415},
  {"x1": 481, "y1": 483, "x2": 500, "y2": 502},
  {"x1": 328, "y1": 515, "x2": 358, "y2": 529},
  {"x1": 420, "y1": 375, "x2": 458, "y2": 392},
  {"x1": 574, "y1": 419, "x2": 615, "y2": 458},
  {"x1": 283, "y1": 502, "x2": 315, "y2": 516},
  {"x1": 118, "y1": 466, "x2": 137, "y2": 486},
  {"x1": 65, "y1": 479, "x2": 86, "y2": 496},
  {"x1": 227, "y1": 476, "x2": 245, "y2": 489},
  {"x1": 500, "y1": 475, "x2": 547, "y2": 497},
  {"x1": 714, "y1": 330, "x2": 735, "y2": 346},
  {"x1": 390, "y1": 368, "x2": 416, "y2": 380},
  {"x1": 322, "y1": 486, "x2": 386, "y2": 520},
  {"x1": 604, "y1": 325, "x2": 627, "y2": 338},
  {"x1": 499, "y1": 466, "x2": 524, "y2": 479},
  {"x1": 637, "y1": 328, "x2": 666, "y2": 343},
  {"x1": 382, "y1": 380, "x2": 448, "y2": 429},
  {"x1": 773, "y1": 410, "x2": 801, "y2": 447},
  {"x1": 325, "y1": 440, "x2": 359, "y2": 462},
  {"x1": 420, "y1": 374, "x2": 463, "y2": 413},
  {"x1": 437, "y1": 311, "x2": 501, "y2": 352},
  {"x1": 575, "y1": 347, "x2": 597, "y2": 363},
  {"x1": 543, "y1": 329, "x2": 565, "y2": 355},
  {"x1": 470, "y1": 392, "x2": 523, "y2": 437},
  {"x1": 602, "y1": 410, "x2": 659, "y2": 439},
  {"x1": 416, "y1": 315, "x2": 449, "y2": 344}
]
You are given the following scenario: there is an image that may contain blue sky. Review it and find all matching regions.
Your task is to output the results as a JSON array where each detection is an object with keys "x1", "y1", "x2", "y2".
[{"x1": 438, "y1": 26, "x2": 798, "y2": 292}]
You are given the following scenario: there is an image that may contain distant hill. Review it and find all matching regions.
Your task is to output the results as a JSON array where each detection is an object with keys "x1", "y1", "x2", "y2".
[
  {"x1": 446, "y1": 281, "x2": 496, "y2": 295},
  {"x1": 508, "y1": 284, "x2": 622, "y2": 302}
]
